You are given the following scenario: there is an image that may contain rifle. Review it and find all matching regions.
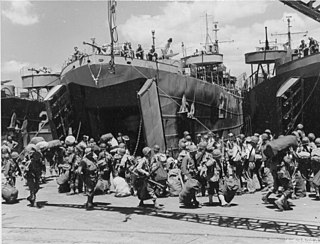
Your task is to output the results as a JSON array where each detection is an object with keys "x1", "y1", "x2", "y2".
[{"x1": 132, "y1": 171, "x2": 166, "y2": 189}]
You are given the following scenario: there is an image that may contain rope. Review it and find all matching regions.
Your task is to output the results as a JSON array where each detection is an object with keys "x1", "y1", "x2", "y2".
[
  {"x1": 133, "y1": 118, "x2": 143, "y2": 157},
  {"x1": 87, "y1": 63, "x2": 102, "y2": 86}
]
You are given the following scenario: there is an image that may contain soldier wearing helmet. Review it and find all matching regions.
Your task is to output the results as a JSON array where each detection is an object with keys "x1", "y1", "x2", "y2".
[
  {"x1": 24, "y1": 149, "x2": 44, "y2": 207},
  {"x1": 308, "y1": 133, "x2": 317, "y2": 149},
  {"x1": 76, "y1": 147, "x2": 98, "y2": 209},
  {"x1": 179, "y1": 144, "x2": 201, "y2": 208},
  {"x1": 3, "y1": 151, "x2": 22, "y2": 187},
  {"x1": 311, "y1": 138, "x2": 320, "y2": 199},
  {"x1": 6, "y1": 135, "x2": 18, "y2": 151},
  {"x1": 135, "y1": 147, "x2": 159, "y2": 208}
]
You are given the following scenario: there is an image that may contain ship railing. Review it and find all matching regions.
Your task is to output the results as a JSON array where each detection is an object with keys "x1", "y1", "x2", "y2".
[{"x1": 20, "y1": 66, "x2": 53, "y2": 77}]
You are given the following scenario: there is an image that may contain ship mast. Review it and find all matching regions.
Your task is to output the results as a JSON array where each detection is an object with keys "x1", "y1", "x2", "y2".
[
  {"x1": 108, "y1": 0, "x2": 118, "y2": 74},
  {"x1": 271, "y1": 16, "x2": 307, "y2": 51}
]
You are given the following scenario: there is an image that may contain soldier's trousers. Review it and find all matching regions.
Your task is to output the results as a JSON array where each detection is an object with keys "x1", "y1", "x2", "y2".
[
  {"x1": 83, "y1": 174, "x2": 98, "y2": 204},
  {"x1": 26, "y1": 176, "x2": 40, "y2": 200},
  {"x1": 70, "y1": 171, "x2": 83, "y2": 193}
]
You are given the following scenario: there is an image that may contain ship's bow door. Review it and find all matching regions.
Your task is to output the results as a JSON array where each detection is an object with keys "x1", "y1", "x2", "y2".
[
  {"x1": 137, "y1": 79, "x2": 166, "y2": 152},
  {"x1": 44, "y1": 84, "x2": 74, "y2": 139}
]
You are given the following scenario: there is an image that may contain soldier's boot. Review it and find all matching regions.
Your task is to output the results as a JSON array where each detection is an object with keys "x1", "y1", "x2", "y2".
[
  {"x1": 86, "y1": 194, "x2": 94, "y2": 210},
  {"x1": 28, "y1": 192, "x2": 36, "y2": 207},
  {"x1": 274, "y1": 195, "x2": 285, "y2": 211},
  {"x1": 262, "y1": 191, "x2": 272, "y2": 203},
  {"x1": 315, "y1": 187, "x2": 320, "y2": 199},
  {"x1": 153, "y1": 199, "x2": 160, "y2": 209},
  {"x1": 218, "y1": 194, "x2": 230, "y2": 207},
  {"x1": 208, "y1": 194, "x2": 214, "y2": 205}
]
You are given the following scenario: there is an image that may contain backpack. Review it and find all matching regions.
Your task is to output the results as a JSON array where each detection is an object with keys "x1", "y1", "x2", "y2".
[
  {"x1": 152, "y1": 162, "x2": 168, "y2": 182},
  {"x1": 167, "y1": 169, "x2": 183, "y2": 196}
]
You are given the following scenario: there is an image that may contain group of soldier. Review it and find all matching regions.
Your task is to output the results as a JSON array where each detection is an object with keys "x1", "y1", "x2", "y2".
[{"x1": 2, "y1": 123, "x2": 320, "y2": 211}]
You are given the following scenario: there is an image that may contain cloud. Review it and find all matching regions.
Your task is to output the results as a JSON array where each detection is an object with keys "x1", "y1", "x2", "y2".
[
  {"x1": 1, "y1": 60, "x2": 30, "y2": 74},
  {"x1": 118, "y1": 1, "x2": 319, "y2": 77},
  {"x1": 2, "y1": 0, "x2": 39, "y2": 26}
]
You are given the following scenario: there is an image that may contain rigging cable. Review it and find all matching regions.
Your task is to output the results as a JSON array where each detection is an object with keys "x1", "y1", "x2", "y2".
[{"x1": 107, "y1": 0, "x2": 118, "y2": 74}]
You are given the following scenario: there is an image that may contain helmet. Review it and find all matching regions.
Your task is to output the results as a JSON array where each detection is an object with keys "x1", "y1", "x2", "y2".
[
  {"x1": 142, "y1": 147, "x2": 151, "y2": 156},
  {"x1": 153, "y1": 144, "x2": 160, "y2": 151},
  {"x1": 65, "y1": 135, "x2": 76, "y2": 146},
  {"x1": 118, "y1": 143, "x2": 126, "y2": 149},
  {"x1": 186, "y1": 135, "x2": 191, "y2": 141},
  {"x1": 180, "y1": 142, "x2": 186, "y2": 150},
  {"x1": 212, "y1": 149, "x2": 222, "y2": 158},
  {"x1": 265, "y1": 129, "x2": 271, "y2": 134},
  {"x1": 122, "y1": 135, "x2": 130, "y2": 141},
  {"x1": 188, "y1": 145, "x2": 197, "y2": 153},
  {"x1": 198, "y1": 141, "x2": 207, "y2": 149},
  {"x1": 254, "y1": 133, "x2": 260, "y2": 137},
  {"x1": 158, "y1": 153, "x2": 167, "y2": 162},
  {"x1": 11, "y1": 151, "x2": 19, "y2": 159},
  {"x1": 183, "y1": 131, "x2": 190, "y2": 136},
  {"x1": 251, "y1": 136, "x2": 259, "y2": 144},
  {"x1": 308, "y1": 133, "x2": 315, "y2": 142},
  {"x1": 297, "y1": 130, "x2": 303, "y2": 138},
  {"x1": 292, "y1": 131, "x2": 299, "y2": 138},
  {"x1": 118, "y1": 148, "x2": 126, "y2": 156},
  {"x1": 297, "y1": 124, "x2": 304, "y2": 130},
  {"x1": 238, "y1": 134, "x2": 245, "y2": 140},
  {"x1": 301, "y1": 137, "x2": 310, "y2": 145},
  {"x1": 203, "y1": 135, "x2": 209, "y2": 140},
  {"x1": 261, "y1": 133, "x2": 268, "y2": 141},
  {"x1": 315, "y1": 138, "x2": 320, "y2": 146},
  {"x1": 99, "y1": 143, "x2": 107, "y2": 149},
  {"x1": 84, "y1": 147, "x2": 92, "y2": 155}
]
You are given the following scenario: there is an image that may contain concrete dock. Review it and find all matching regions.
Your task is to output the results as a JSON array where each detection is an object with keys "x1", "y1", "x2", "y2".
[{"x1": 2, "y1": 175, "x2": 320, "y2": 244}]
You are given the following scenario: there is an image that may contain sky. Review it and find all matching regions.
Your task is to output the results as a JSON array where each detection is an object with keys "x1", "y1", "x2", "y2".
[{"x1": 1, "y1": 0, "x2": 320, "y2": 90}]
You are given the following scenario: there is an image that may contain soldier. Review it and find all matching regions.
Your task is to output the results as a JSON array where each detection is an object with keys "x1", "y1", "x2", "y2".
[
  {"x1": 200, "y1": 148, "x2": 221, "y2": 205},
  {"x1": 195, "y1": 142, "x2": 210, "y2": 196},
  {"x1": 6, "y1": 136, "x2": 18, "y2": 151},
  {"x1": 76, "y1": 147, "x2": 99, "y2": 209},
  {"x1": 24, "y1": 146, "x2": 43, "y2": 207},
  {"x1": 66, "y1": 144, "x2": 83, "y2": 194},
  {"x1": 3, "y1": 152, "x2": 22, "y2": 187},
  {"x1": 179, "y1": 145, "x2": 201, "y2": 207},
  {"x1": 135, "y1": 147, "x2": 159, "y2": 208},
  {"x1": 311, "y1": 138, "x2": 320, "y2": 199},
  {"x1": 274, "y1": 155, "x2": 295, "y2": 211},
  {"x1": 179, "y1": 131, "x2": 190, "y2": 149}
]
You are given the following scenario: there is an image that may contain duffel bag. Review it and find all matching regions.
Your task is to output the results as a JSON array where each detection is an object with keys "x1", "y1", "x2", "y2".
[
  {"x1": 2, "y1": 183, "x2": 18, "y2": 203},
  {"x1": 264, "y1": 135, "x2": 298, "y2": 158},
  {"x1": 312, "y1": 171, "x2": 320, "y2": 187},
  {"x1": 56, "y1": 171, "x2": 70, "y2": 185}
]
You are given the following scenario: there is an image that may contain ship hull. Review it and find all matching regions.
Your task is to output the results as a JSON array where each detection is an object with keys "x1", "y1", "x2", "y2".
[
  {"x1": 58, "y1": 55, "x2": 243, "y2": 154},
  {"x1": 243, "y1": 53, "x2": 320, "y2": 136}
]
